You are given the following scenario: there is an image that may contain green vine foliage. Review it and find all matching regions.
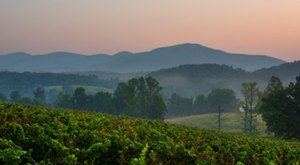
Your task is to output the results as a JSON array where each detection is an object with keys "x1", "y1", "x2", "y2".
[{"x1": 0, "y1": 103, "x2": 299, "y2": 164}]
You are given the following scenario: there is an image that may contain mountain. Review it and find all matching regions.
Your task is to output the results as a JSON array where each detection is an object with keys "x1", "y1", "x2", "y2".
[
  {"x1": 95, "y1": 43, "x2": 285, "y2": 72},
  {"x1": 0, "y1": 51, "x2": 111, "y2": 72},
  {"x1": 149, "y1": 62, "x2": 300, "y2": 97},
  {"x1": 0, "y1": 43, "x2": 285, "y2": 73}
]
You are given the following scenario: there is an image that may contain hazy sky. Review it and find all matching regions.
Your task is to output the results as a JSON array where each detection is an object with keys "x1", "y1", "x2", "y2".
[{"x1": 0, "y1": 0, "x2": 299, "y2": 61}]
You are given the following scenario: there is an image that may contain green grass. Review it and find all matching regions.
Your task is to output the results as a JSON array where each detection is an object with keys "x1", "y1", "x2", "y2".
[
  {"x1": 165, "y1": 112, "x2": 268, "y2": 136},
  {"x1": 44, "y1": 85, "x2": 114, "y2": 94}
]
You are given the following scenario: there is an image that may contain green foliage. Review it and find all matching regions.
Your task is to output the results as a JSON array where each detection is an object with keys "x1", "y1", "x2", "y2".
[
  {"x1": 113, "y1": 77, "x2": 167, "y2": 119},
  {"x1": 0, "y1": 103, "x2": 299, "y2": 164},
  {"x1": 0, "y1": 138, "x2": 27, "y2": 165},
  {"x1": 207, "y1": 88, "x2": 238, "y2": 112},
  {"x1": 130, "y1": 143, "x2": 148, "y2": 165},
  {"x1": 54, "y1": 77, "x2": 166, "y2": 119},
  {"x1": 167, "y1": 93, "x2": 194, "y2": 117},
  {"x1": 259, "y1": 76, "x2": 300, "y2": 140}
]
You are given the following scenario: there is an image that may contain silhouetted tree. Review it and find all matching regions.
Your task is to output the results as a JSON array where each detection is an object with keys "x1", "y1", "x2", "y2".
[
  {"x1": 33, "y1": 87, "x2": 46, "y2": 105},
  {"x1": 167, "y1": 93, "x2": 193, "y2": 117},
  {"x1": 72, "y1": 87, "x2": 88, "y2": 110},
  {"x1": 113, "y1": 77, "x2": 167, "y2": 119},
  {"x1": 259, "y1": 76, "x2": 300, "y2": 140},
  {"x1": 206, "y1": 88, "x2": 238, "y2": 130}
]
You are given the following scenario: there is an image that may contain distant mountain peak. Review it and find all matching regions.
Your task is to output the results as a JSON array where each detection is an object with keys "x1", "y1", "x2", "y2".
[
  {"x1": 114, "y1": 51, "x2": 133, "y2": 57},
  {"x1": 151, "y1": 43, "x2": 210, "y2": 50},
  {"x1": 0, "y1": 43, "x2": 286, "y2": 72},
  {"x1": 45, "y1": 51, "x2": 83, "y2": 57}
]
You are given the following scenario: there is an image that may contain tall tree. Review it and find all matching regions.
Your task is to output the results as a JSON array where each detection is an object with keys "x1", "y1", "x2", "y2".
[
  {"x1": 113, "y1": 77, "x2": 167, "y2": 119},
  {"x1": 167, "y1": 93, "x2": 193, "y2": 117},
  {"x1": 33, "y1": 87, "x2": 46, "y2": 105},
  {"x1": 193, "y1": 94, "x2": 208, "y2": 114},
  {"x1": 207, "y1": 88, "x2": 238, "y2": 130},
  {"x1": 72, "y1": 87, "x2": 88, "y2": 110},
  {"x1": 241, "y1": 82, "x2": 259, "y2": 134},
  {"x1": 89, "y1": 92, "x2": 113, "y2": 113},
  {"x1": 259, "y1": 76, "x2": 300, "y2": 139}
]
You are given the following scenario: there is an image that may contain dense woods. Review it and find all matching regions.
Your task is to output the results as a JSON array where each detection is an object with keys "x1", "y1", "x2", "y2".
[
  {"x1": 167, "y1": 88, "x2": 238, "y2": 117},
  {"x1": 258, "y1": 76, "x2": 300, "y2": 140}
]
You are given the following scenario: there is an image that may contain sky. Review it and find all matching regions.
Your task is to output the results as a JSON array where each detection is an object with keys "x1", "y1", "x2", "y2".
[{"x1": 0, "y1": 0, "x2": 299, "y2": 61}]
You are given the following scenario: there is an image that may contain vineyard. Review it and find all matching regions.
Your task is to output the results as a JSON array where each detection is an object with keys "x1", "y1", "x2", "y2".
[{"x1": 0, "y1": 103, "x2": 299, "y2": 164}]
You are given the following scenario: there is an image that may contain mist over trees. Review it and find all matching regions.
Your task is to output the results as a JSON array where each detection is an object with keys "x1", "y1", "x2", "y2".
[
  {"x1": 1, "y1": 71, "x2": 300, "y2": 139},
  {"x1": 167, "y1": 88, "x2": 238, "y2": 118}
]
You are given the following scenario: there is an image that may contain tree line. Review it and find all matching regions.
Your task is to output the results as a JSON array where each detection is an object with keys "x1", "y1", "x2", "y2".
[
  {"x1": 0, "y1": 75, "x2": 299, "y2": 140},
  {"x1": 0, "y1": 71, "x2": 119, "y2": 96},
  {"x1": 167, "y1": 88, "x2": 238, "y2": 118},
  {"x1": 0, "y1": 77, "x2": 167, "y2": 120}
]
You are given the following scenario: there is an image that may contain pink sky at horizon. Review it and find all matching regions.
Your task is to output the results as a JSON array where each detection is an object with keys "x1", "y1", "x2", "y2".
[{"x1": 0, "y1": 0, "x2": 299, "y2": 61}]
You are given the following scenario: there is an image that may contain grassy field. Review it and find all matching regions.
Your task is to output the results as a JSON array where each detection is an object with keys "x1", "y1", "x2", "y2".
[
  {"x1": 44, "y1": 85, "x2": 114, "y2": 94},
  {"x1": 165, "y1": 112, "x2": 269, "y2": 136}
]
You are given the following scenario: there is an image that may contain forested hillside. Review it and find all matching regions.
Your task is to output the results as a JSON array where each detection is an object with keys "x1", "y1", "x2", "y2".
[
  {"x1": 254, "y1": 61, "x2": 300, "y2": 82},
  {"x1": 150, "y1": 62, "x2": 300, "y2": 97},
  {"x1": 149, "y1": 64, "x2": 264, "y2": 97}
]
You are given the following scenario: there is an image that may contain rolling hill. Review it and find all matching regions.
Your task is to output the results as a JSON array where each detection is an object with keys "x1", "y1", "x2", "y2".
[
  {"x1": 254, "y1": 61, "x2": 300, "y2": 83},
  {"x1": 0, "y1": 103, "x2": 299, "y2": 164},
  {"x1": 149, "y1": 62, "x2": 300, "y2": 97},
  {"x1": 0, "y1": 43, "x2": 284, "y2": 73}
]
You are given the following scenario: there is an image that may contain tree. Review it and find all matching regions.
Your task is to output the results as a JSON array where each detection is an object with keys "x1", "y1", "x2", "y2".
[
  {"x1": 54, "y1": 92, "x2": 73, "y2": 109},
  {"x1": 193, "y1": 94, "x2": 208, "y2": 114},
  {"x1": 33, "y1": 87, "x2": 46, "y2": 105},
  {"x1": 113, "y1": 77, "x2": 167, "y2": 119},
  {"x1": 241, "y1": 82, "x2": 259, "y2": 134},
  {"x1": 167, "y1": 93, "x2": 193, "y2": 117},
  {"x1": 72, "y1": 87, "x2": 88, "y2": 110},
  {"x1": 89, "y1": 92, "x2": 113, "y2": 113},
  {"x1": 259, "y1": 76, "x2": 300, "y2": 139},
  {"x1": 113, "y1": 82, "x2": 138, "y2": 116},
  {"x1": 206, "y1": 88, "x2": 238, "y2": 130}
]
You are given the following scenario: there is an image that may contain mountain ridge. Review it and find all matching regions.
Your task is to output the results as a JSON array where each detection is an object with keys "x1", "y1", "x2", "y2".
[{"x1": 0, "y1": 43, "x2": 285, "y2": 72}]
